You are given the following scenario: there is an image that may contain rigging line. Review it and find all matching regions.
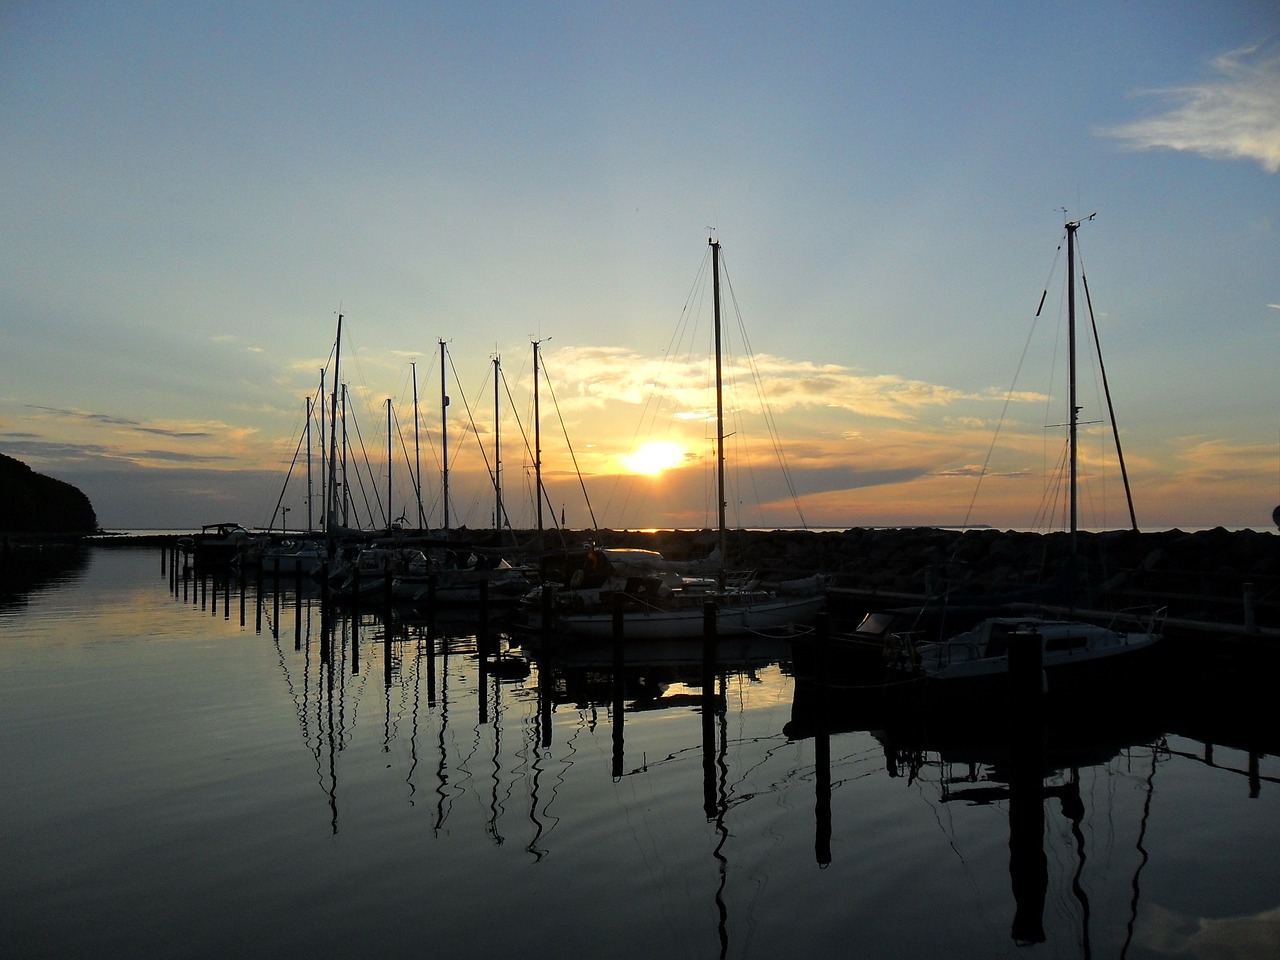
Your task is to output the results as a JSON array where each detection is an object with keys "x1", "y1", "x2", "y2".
[
  {"x1": 345, "y1": 398, "x2": 384, "y2": 528},
  {"x1": 602, "y1": 246, "x2": 716, "y2": 525},
  {"x1": 537, "y1": 355, "x2": 598, "y2": 530},
  {"x1": 1078, "y1": 250, "x2": 1139, "y2": 531},
  {"x1": 958, "y1": 238, "x2": 1065, "y2": 532},
  {"x1": 393, "y1": 407, "x2": 420, "y2": 522},
  {"x1": 266, "y1": 418, "x2": 310, "y2": 530},
  {"x1": 499, "y1": 367, "x2": 539, "y2": 529},
  {"x1": 722, "y1": 264, "x2": 808, "y2": 528},
  {"x1": 445, "y1": 347, "x2": 498, "y2": 487}
]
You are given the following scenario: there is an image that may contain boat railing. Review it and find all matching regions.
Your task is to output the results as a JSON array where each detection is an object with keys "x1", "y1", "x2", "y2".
[{"x1": 1108, "y1": 605, "x2": 1168, "y2": 636}]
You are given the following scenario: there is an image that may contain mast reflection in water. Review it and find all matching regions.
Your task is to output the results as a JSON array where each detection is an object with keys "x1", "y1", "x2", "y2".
[{"x1": 2, "y1": 547, "x2": 1278, "y2": 959}]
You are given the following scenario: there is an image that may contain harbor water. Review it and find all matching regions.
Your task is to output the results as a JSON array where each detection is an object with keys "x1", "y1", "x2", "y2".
[{"x1": 3, "y1": 547, "x2": 1278, "y2": 959}]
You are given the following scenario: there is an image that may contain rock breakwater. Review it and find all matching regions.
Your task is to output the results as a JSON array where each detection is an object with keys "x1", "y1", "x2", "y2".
[{"x1": 566, "y1": 526, "x2": 1279, "y2": 630}]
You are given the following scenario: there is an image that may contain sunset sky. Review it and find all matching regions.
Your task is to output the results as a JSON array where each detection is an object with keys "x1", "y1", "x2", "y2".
[{"x1": 3, "y1": 3, "x2": 1278, "y2": 533}]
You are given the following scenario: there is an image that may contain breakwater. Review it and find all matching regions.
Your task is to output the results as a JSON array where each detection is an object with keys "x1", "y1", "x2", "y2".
[
  {"x1": 567, "y1": 526, "x2": 1280, "y2": 632},
  {"x1": 79, "y1": 524, "x2": 1279, "y2": 632}
]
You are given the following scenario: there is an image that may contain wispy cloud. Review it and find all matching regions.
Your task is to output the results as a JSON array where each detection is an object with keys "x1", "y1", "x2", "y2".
[
  {"x1": 1100, "y1": 44, "x2": 1280, "y2": 173},
  {"x1": 544, "y1": 345, "x2": 982, "y2": 422}
]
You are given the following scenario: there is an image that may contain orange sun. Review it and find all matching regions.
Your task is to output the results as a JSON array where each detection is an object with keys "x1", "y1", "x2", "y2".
[{"x1": 622, "y1": 440, "x2": 686, "y2": 476}]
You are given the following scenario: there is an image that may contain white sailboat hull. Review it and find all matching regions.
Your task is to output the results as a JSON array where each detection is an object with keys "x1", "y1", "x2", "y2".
[{"x1": 550, "y1": 593, "x2": 825, "y2": 641}]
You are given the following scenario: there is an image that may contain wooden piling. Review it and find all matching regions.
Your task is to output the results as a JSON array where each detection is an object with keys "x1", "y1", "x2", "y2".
[{"x1": 1008, "y1": 625, "x2": 1045, "y2": 720}]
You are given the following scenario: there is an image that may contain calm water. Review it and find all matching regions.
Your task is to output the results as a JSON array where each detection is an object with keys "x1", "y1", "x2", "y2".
[{"x1": 3, "y1": 548, "x2": 1278, "y2": 960}]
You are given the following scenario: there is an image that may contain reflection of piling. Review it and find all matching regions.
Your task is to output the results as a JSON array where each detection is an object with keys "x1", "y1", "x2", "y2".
[
  {"x1": 294, "y1": 574, "x2": 303, "y2": 647},
  {"x1": 1008, "y1": 709, "x2": 1048, "y2": 943},
  {"x1": 701, "y1": 599, "x2": 718, "y2": 819},
  {"x1": 814, "y1": 612, "x2": 832, "y2": 867},
  {"x1": 540, "y1": 585, "x2": 555, "y2": 653},
  {"x1": 294, "y1": 566, "x2": 303, "y2": 648},
  {"x1": 612, "y1": 592, "x2": 625, "y2": 779},
  {"x1": 271, "y1": 575, "x2": 280, "y2": 640},
  {"x1": 383, "y1": 616, "x2": 393, "y2": 688},
  {"x1": 425, "y1": 626, "x2": 437, "y2": 707}
]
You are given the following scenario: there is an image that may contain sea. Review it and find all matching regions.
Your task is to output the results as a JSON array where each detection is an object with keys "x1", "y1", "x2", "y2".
[{"x1": 3, "y1": 545, "x2": 1278, "y2": 960}]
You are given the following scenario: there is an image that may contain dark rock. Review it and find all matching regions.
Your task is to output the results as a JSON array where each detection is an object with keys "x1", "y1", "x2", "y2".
[{"x1": 0, "y1": 453, "x2": 98, "y2": 535}]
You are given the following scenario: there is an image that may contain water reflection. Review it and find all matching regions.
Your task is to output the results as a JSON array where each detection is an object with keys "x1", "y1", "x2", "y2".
[
  {"x1": 0, "y1": 541, "x2": 90, "y2": 613},
  {"x1": 148, "y1": 555, "x2": 1280, "y2": 959},
  {"x1": 787, "y1": 649, "x2": 1280, "y2": 955}
]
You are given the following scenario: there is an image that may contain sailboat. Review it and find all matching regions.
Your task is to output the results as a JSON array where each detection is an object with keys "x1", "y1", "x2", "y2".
[
  {"x1": 519, "y1": 237, "x2": 826, "y2": 641},
  {"x1": 880, "y1": 217, "x2": 1166, "y2": 705}
]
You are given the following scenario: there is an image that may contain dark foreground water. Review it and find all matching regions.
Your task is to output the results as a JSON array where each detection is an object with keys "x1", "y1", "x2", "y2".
[{"x1": 3, "y1": 548, "x2": 1278, "y2": 960}]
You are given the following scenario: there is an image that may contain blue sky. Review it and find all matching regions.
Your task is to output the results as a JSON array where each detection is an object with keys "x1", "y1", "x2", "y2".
[{"x1": 2, "y1": 2, "x2": 1278, "y2": 532}]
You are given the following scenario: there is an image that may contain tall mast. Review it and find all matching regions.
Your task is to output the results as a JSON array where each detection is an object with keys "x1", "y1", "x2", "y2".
[
  {"x1": 1066, "y1": 220, "x2": 1079, "y2": 557},
  {"x1": 326, "y1": 314, "x2": 342, "y2": 542},
  {"x1": 412, "y1": 361, "x2": 423, "y2": 529},
  {"x1": 533, "y1": 338, "x2": 544, "y2": 534},
  {"x1": 493, "y1": 352, "x2": 503, "y2": 536},
  {"x1": 386, "y1": 397, "x2": 393, "y2": 531},
  {"x1": 710, "y1": 238, "x2": 727, "y2": 587},
  {"x1": 341, "y1": 384, "x2": 349, "y2": 527},
  {"x1": 440, "y1": 339, "x2": 450, "y2": 534},
  {"x1": 305, "y1": 396, "x2": 313, "y2": 532},
  {"x1": 318, "y1": 369, "x2": 326, "y2": 533}
]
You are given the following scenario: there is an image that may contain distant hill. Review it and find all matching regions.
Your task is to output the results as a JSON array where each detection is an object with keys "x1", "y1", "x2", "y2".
[{"x1": 0, "y1": 453, "x2": 98, "y2": 533}]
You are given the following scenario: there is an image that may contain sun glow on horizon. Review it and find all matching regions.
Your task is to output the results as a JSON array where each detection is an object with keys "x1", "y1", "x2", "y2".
[{"x1": 621, "y1": 440, "x2": 687, "y2": 476}]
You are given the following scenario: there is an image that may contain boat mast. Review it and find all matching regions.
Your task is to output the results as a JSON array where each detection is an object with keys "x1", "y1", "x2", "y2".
[
  {"x1": 413, "y1": 361, "x2": 424, "y2": 529},
  {"x1": 533, "y1": 338, "x2": 545, "y2": 535},
  {"x1": 326, "y1": 314, "x2": 342, "y2": 545},
  {"x1": 318, "y1": 369, "x2": 326, "y2": 532},
  {"x1": 305, "y1": 396, "x2": 313, "y2": 533},
  {"x1": 341, "y1": 384, "x2": 350, "y2": 528},
  {"x1": 1067, "y1": 220, "x2": 1079, "y2": 554},
  {"x1": 710, "y1": 238, "x2": 728, "y2": 588},
  {"x1": 386, "y1": 397, "x2": 393, "y2": 531},
  {"x1": 440, "y1": 339, "x2": 450, "y2": 534},
  {"x1": 493, "y1": 352, "x2": 503, "y2": 536}
]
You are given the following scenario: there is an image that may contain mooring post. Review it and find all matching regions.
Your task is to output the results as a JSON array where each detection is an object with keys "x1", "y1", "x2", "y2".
[
  {"x1": 1008, "y1": 625, "x2": 1045, "y2": 720},
  {"x1": 1244, "y1": 582, "x2": 1258, "y2": 632}
]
